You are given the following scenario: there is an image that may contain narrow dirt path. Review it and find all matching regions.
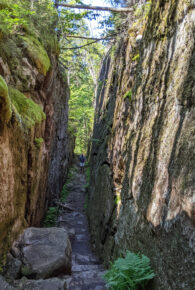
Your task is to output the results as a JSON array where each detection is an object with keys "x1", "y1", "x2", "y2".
[{"x1": 57, "y1": 162, "x2": 106, "y2": 290}]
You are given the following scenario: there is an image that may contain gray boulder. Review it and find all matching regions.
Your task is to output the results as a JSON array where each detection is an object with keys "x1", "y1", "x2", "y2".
[
  {"x1": 16, "y1": 227, "x2": 71, "y2": 279},
  {"x1": 13, "y1": 277, "x2": 67, "y2": 290},
  {"x1": 4, "y1": 253, "x2": 22, "y2": 280},
  {"x1": 0, "y1": 275, "x2": 16, "y2": 290}
]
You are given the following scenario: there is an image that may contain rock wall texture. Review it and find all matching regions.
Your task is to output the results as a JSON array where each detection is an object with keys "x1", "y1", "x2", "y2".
[
  {"x1": 88, "y1": 1, "x2": 195, "y2": 289},
  {"x1": 0, "y1": 10, "x2": 74, "y2": 257}
]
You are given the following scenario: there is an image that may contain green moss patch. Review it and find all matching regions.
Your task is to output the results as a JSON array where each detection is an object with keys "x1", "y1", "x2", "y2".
[
  {"x1": 123, "y1": 90, "x2": 132, "y2": 101},
  {"x1": 132, "y1": 54, "x2": 140, "y2": 61},
  {"x1": 21, "y1": 35, "x2": 51, "y2": 76},
  {"x1": 8, "y1": 87, "x2": 45, "y2": 128},
  {"x1": 0, "y1": 75, "x2": 12, "y2": 123},
  {"x1": 34, "y1": 137, "x2": 44, "y2": 149}
]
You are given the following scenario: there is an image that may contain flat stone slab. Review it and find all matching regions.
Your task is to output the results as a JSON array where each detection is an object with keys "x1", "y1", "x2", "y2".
[
  {"x1": 14, "y1": 227, "x2": 72, "y2": 279},
  {"x1": 0, "y1": 275, "x2": 16, "y2": 290},
  {"x1": 13, "y1": 277, "x2": 67, "y2": 290},
  {"x1": 67, "y1": 270, "x2": 106, "y2": 289},
  {"x1": 74, "y1": 254, "x2": 99, "y2": 264},
  {"x1": 72, "y1": 270, "x2": 106, "y2": 280},
  {"x1": 72, "y1": 264, "x2": 103, "y2": 272}
]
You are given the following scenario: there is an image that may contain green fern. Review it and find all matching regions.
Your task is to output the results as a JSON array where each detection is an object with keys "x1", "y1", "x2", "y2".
[{"x1": 104, "y1": 251, "x2": 155, "y2": 289}]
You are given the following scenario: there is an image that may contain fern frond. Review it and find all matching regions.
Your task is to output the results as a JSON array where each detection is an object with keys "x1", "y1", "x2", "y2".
[{"x1": 104, "y1": 250, "x2": 155, "y2": 289}]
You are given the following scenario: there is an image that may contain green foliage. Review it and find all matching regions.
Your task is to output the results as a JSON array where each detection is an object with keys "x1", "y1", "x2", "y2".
[
  {"x1": 132, "y1": 54, "x2": 140, "y2": 61},
  {"x1": 61, "y1": 27, "x2": 105, "y2": 154},
  {"x1": 104, "y1": 251, "x2": 155, "y2": 290},
  {"x1": 60, "y1": 184, "x2": 69, "y2": 202},
  {"x1": 134, "y1": 1, "x2": 152, "y2": 18},
  {"x1": 21, "y1": 265, "x2": 33, "y2": 277},
  {"x1": 0, "y1": 0, "x2": 58, "y2": 53},
  {"x1": 8, "y1": 87, "x2": 46, "y2": 128},
  {"x1": 0, "y1": 0, "x2": 34, "y2": 35},
  {"x1": 115, "y1": 194, "x2": 121, "y2": 205},
  {"x1": 21, "y1": 35, "x2": 51, "y2": 75},
  {"x1": 43, "y1": 207, "x2": 58, "y2": 227},
  {"x1": 58, "y1": 2, "x2": 90, "y2": 39},
  {"x1": 0, "y1": 75, "x2": 12, "y2": 123},
  {"x1": 34, "y1": 138, "x2": 44, "y2": 149},
  {"x1": 123, "y1": 90, "x2": 132, "y2": 101},
  {"x1": 131, "y1": 1, "x2": 152, "y2": 33},
  {"x1": 69, "y1": 80, "x2": 95, "y2": 154},
  {"x1": 0, "y1": 0, "x2": 107, "y2": 152},
  {"x1": 60, "y1": 166, "x2": 77, "y2": 201},
  {"x1": 91, "y1": 138, "x2": 100, "y2": 144},
  {"x1": 0, "y1": 252, "x2": 7, "y2": 273},
  {"x1": 110, "y1": 45, "x2": 117, "y2": 59}
]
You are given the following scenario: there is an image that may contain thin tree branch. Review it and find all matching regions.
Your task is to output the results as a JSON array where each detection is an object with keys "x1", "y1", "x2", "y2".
[
  {"x1": 65, "y1": 35, "x2": 115, "y2": 41},
  {"x1": 61, "y1": 39, "x2": 105, "y2": 50},
  {"x1": 55, "y1": 3, "x2": 133, "y2": 13}
]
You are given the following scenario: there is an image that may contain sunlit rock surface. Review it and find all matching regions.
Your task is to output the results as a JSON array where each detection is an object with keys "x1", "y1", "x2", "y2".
[{"x1": 88, "y1": 1, "x2": 195, "y2": 289}]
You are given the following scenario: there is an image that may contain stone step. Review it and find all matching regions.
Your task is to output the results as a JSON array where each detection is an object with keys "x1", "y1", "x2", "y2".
[
  {"x1": 66, "y1": 271, "x2": 107, "y2": 290},
  {"x1": 71, "y1": 270, "x2": 106, "y2": 281},
  {"x1": 68, "y1": 284, "x2": 106, "y2": 290},
  {"x1": 72, "y1": 264, "x2": 104, "y2": 272},
  {"x1": 73, "y1": 253, "x2": 100, "y2": 264}
]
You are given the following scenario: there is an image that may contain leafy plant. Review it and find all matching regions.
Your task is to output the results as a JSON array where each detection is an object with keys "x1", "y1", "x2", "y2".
[
  {"x1": 0, "y1": 1, "x2": 34, "y2": 34},
  {"x1": 34, "y1": 137, "x2": 44, "y2": 149},
  {"x1": 115, "y1": 194, "x2": 121, "y2": 205},
  {"x1": 60, "y1": 166, "x2": 77, "y2": 201},
  {"x1": 123, "y1": 90, "x2": 132, "y2": 101},
  {"x1": 43, "y1": 207, "x2": 58, "y2": 227},
  {"x1": 132, "y1": 54, "x2": 140, "y2": 61},
  {"x1": 60, "y1": 183, "x2": 69, "y2": 202},
  {"x1": 91, "y1": 138, "x2": 100, "y2": 143},
  {"x1": 104, "y1": 251, "x2": 155, "y2": 290}
]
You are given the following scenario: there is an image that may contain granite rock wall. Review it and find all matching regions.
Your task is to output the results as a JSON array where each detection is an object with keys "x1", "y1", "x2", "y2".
[
  {"x1": 0, "y1": 26, "x2": 74, "y2": 257},
  {"x1": 88, "y1": 1, "x2": 195, "y2": 289}
]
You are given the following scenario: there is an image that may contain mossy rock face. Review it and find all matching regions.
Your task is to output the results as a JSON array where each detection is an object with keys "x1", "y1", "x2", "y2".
[
  {"x1": 0, "y1": 75, "x2": 12, "y2": 124},
  {"x1": 21, "y1": 35, "x2": 51, "y2": 76},
  {"x1": 8, "y1": 87, "x2": 46, "y2": 128}
]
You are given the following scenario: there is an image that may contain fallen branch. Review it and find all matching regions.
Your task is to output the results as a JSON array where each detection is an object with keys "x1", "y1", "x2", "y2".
[
  {"x1": 55, "y1": 3, "x2": 133, "y2": 13},
  {"x1": 54, "y1": 200, "x2": 75, "y2": 211}
]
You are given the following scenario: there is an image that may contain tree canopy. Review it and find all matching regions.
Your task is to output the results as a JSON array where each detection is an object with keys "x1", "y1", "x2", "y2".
[{"x1": 0, "y1": 0, "x2": 132, "y2": 154}]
